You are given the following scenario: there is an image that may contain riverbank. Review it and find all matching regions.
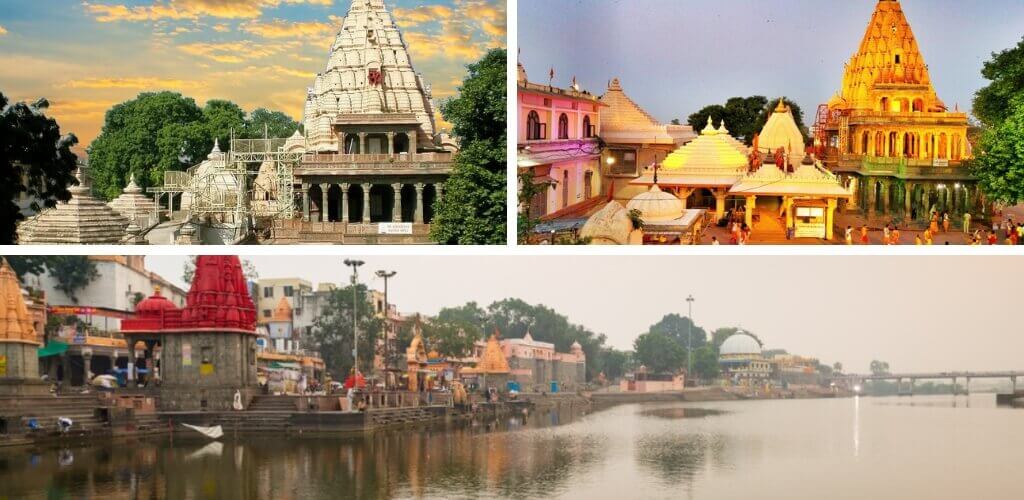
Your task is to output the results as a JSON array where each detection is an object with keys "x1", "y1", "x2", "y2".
[{"x1": 587, "y1": 385, "x2": 852, "y2": 408}]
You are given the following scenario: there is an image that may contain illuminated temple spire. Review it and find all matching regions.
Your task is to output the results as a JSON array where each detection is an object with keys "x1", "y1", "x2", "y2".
[
  {"x1": 303, "y1": 0, "x2": 438, "y2": 152},
  {"x1": 835, "y1": 0, "x2": 942, "y2": 111}
]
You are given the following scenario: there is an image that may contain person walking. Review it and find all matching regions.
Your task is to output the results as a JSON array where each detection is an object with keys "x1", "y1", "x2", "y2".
[
  {"x1": 987, "y1": 231, "x2": 998, "y2": 245},
  {"x1": 845, "y1": 226, "x2": 853, "y2": 245},
  {"x1": 860, "y1": 224, "x2": 869, "y2": 244},
  {"x1": 942, "y1": 212, "x2": 950, "y2": 233},
  {"x1": 891, "y1": 226, "x2": 900, "y2": 245},
  {"x1": 963, "y1": 213, "x2": 972, "y2": 235},
  {"x1": 1017, "y1": 223, "x2": 1023, "y2": 245},
  {"x1": 915, "y1": 234, "x2": 922, "y2": 245},
  {"x1": 930, "y1": 211, "x2": 939, "y2": 234},
  {"x1": 882, "y1": 224, "x2": 891, "y2": 245}
]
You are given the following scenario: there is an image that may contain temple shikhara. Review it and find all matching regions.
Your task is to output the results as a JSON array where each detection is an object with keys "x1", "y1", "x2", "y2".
[
  {"x1": 817, "y1": 0, "x2": 975, "y2": 221},
  {"x1": 17, "y1": 0, "x2": 456, "y2": 245},
  {"x1": 522, "y1": 0, "x2": 982, "y2": 245}
]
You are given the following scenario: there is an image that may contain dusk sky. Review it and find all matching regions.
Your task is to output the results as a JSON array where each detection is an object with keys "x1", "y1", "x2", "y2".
[
  {"x1": 518, "y1": 0, "x2": 1024, "y2": 124},
  {"x1": 144, "y1": 255, "x2": 1022, "y2": 375},
  {"x1": 0, "y1": 0, "x2": 505, "y2": 152}
]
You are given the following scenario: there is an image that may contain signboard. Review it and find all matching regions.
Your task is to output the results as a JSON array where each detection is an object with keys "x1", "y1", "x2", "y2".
[
  {"x1": 933, "y1": 159, "x2": 950, "y2": 167},
  {"x1": 0, "y1": 355, "x2": 7, "y2": 376},
  {"x1": 267, "y1": 321, "x2": 293, "y2": 339},
  {"x1": 378, "y1": 222, "x2": 413, "y2": 235},
  {"x1": 795, "y1": 223, "x2": 827, "y2": 239},
  {"x1": 72, "y1": 331, "x2": 87, "y2": 345},
  {"x1": 255, "y1": 338, "x2": 267, "y2": 348},
  {"x1": 200, "y1": 363, "x2": 215, "y2": 375},
  {"x1": 182, "y1": 343, "x2": 192, "y2": 366},
  {"x1": 795, "y1": 207, "x2": 824, "y2": 218},
  {"x1": 50, "y1": 306, "x2": 97, "y2": 315}
]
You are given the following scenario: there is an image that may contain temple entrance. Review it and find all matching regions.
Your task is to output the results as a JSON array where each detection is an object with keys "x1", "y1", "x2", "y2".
[
  {"x1": 584, "y1": 171, "x2": 593, "y2": 199},
  {"x1": 327, "y1": 184, "x2": 342, "y2": 222},
  {"x1": 401, "y1": 185, "x2": 416, "y2": 222},
  {"x1": 424, "y1": 184, "x2": 438, "y2": 223},
  {"x1": 347, "y1": 184, "x2": 364, "y2": 222},
  {"x1": 752, "y1": 197, "x2": 786, "y2": 240},
  {"x1": 369, "y1": 185, "x2": 394, "y2": 222},
  {"x1": 309, "y1": 184, "x2": 325, "y2": 222}
]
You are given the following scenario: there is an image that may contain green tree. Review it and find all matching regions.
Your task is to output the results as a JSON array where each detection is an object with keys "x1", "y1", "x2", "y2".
[
  {"x1": 833, "y1": 362, "x2": 843, "y2": 374},
  {"x1": 517, "y1": 169, "x2": 554, "y2": 244},
  {"x1": 431, "y1": 48, "x2": 507, "y2": 244},
  {"x1": 245, "y1": 108, "x2": 300, "y2": 139},
  {"x1": 670, "y1": 118, "x2": 681, "y2": 125},
  {"x1": 46, "y1": 256, "x2": 98, "y2": 303},
  {"x1": 202, "y1": 99, "x2": 246, "y2": 148},
  {"x1": 436, "y1": 302, "x2": 488, "y2": 332},
  {"x1": 691, "y1": 345, "x2": 720, "y2": 381},
  {"x1": 0, "y1": 93, "x2": 79, "y2": 244},
  {"x1": 688, "y1": 96, "x2": 772, "y2": 145},
  {"x1": 422, "y1": 318, "x2": 479, "y2": 358},
  {"x1": 3, "y1": 255, "x2": 58, "y2": 279},
  {"x1": 309, "y1": 284, "x2": 384, "y2": 377},
  {"x1": 181, "y1": 256, "x2": 258, "y2": 283},
  {"x1": 710, "y1": 327, "x2": 742, "y2": 350},
  {"x1": 597, "y1": 348, "x2": 628, "y2": 380},
  {"x1": 971, "y1": 96, "x2": 1024, "y2": 204},
  {"x1": 974, "y1": 36, "x2": 1024, "y2": 128},
  {"x1": 647, "y1": 313, "x2": 707, "y2": 351},
  {"x1": 869, "y1": 360, "x2": 891, "y2": 376},
  {"x1": 688, "y1": 104, "x2": 727, "y2": 135},
  {"x1": 633, "y1": 331, "x2": 686, "y2": 374}
]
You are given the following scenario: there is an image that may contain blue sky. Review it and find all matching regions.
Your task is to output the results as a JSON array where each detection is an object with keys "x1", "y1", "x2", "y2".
[
  {"x1": 518, "y1": 0, "x2": 1024, "y2": 123},
  {"x1": 0, "y1": 0, "x2": 505, "y2": 149}
]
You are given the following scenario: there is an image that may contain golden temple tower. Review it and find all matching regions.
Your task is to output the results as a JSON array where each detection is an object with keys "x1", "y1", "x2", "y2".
[
  {"x1": 0, "y1": 258, "x2": 47, "y2": 395},
  {"x1": 820, "y1": 0, "x2": 975, "y2": 223}
]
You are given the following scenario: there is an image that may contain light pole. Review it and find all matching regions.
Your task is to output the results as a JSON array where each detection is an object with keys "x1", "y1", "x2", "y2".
[
  {"x1": 686, "y1": 294, "x2": 695, "y2": 381},
  {"x1": 376, "y1": 269, "x2": 396, "y2": 388},
  {"x1": 344, "y1": 259, "x2": 364, "y2": 376}
]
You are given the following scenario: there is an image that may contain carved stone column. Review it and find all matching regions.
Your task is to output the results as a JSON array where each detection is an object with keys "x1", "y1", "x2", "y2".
[
  {"x1": 339, "y1": 183, "x2": 350, "y2": 223},
  {"x1": 904, "y1": 182, "x2": 914, "y2": 217},
  {"x1": 744, "y1": 195, "x2": 756, "y2": 228},
  {"x1": 82, "y1": 350, "x2": 93, "y2": 383},
  {"x1": 414, "y1": 183, "x2": 425, "y2": 223},
  {"x1": 301, "y1": 183, "x2": 310, "y2": 221},
  {"x1": 826, "y1": 198, "x2": 838, "y2": 240},
  {"x1": 392, "y1": 183, "x2": 403, "y2": 222},
  {"x1": 319, "y1": 183, "x2": 329, "y2": 222},
  {"x1": 387, "y1": 132, "x2": 395, "y2": 155},
  {"x1": 880, "y1": 179, "x2": 890, "y2": 214},
  {"x1": 361, "y1": 183, "x2": 372, "y2": 223},
  {"x1": 358, "y1": 132, "x2": 367, "y2": 154}
]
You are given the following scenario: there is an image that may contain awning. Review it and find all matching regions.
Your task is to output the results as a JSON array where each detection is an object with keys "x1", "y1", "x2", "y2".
[
  {"x1": 38, "y1": 340, "x2": 69, "y2": 358},
  {"x1": 269, "y1": 361, "x2": 302, "y2": 370}
]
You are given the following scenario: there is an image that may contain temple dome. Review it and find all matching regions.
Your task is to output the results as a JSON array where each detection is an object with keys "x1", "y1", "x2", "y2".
[
  {"x1": 579, "y1": 201, "x2": 633, "y2": 245},
  {"x1": 719, "y1": 332, "x2": 762, "y2": 357},
  {"x1": 626, "y1": 185, "x2": 684, "y2": 222},
  {"x1": 134, "y1": 286, "x2": 179, "y2": 317},
  {"x1": 757, "y1": 99, "x2": 806, "y2": 164}
]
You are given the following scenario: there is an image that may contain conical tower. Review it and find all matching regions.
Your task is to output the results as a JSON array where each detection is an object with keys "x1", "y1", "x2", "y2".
[
  {"x1": 836, "y1": 0, "x2": 941, "y2": 112},
  {"x1": 304, "y1": 0, "x2": 437, "y2": 152},
  {"x1": 0, "y1": 258, "x2": 46, "y2": 394},
  {"x1": 16, "y1": 167, "x2": 129, "y2": 244}
]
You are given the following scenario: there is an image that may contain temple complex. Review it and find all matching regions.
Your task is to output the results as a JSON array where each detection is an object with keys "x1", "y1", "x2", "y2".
[
  {"x1": 120, "y1": 256, "x2": 259, "y2": 411},
  {"x1": 17, "y1": 167, "x2": 129, "y2": 245},
  {"x1": 0, "y1": 259, "x2": 46, "y2": 396},
  {"x1": 463, "y1": 331, "x2": 586, "y2": 392},
  {"x1": 517, "y1": 61, "x2": 606, "y2": 220},
  {"x1": 598, "y1": 78, "x2": 696, "y2": 202},
  {"x1": 818, "y1": 0, "x2": 975, "y2": 221},
  {"x1": 460, "y1": 332, "x2": 510, "y2": 390}
]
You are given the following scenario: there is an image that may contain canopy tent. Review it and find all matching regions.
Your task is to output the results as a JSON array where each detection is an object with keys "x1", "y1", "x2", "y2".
[{"x1": 37, "y1": 340, "x2": 69, "y2": 358}]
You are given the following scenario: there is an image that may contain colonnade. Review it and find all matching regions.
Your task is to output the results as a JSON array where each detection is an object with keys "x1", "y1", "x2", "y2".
[
  {"x1": 853, "y1": 128, "x2": 965, "y2": 161},
  {"x1": 301, "y1": 181, "x2": 443, "y2": 224}
]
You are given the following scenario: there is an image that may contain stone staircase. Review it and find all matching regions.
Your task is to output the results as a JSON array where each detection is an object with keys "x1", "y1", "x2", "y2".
[
  {"x1": 247, "y1": 396, "x2": 297, "y2": 412},
  {"x1": 367, "y1": 407, "x2": 435, "y2": 427},
  {"x1": 0, "y1": 395, "x2": 108, "y2": 437}
]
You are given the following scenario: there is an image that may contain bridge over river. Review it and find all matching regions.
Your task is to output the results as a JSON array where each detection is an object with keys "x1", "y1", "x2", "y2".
[{"x1": 831, "y1": 371, "x2": 1024, "y2": 396}]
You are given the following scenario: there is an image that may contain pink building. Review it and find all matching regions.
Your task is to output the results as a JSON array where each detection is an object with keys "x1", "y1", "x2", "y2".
[
  {"x1": 470, "y1": 331, "x2": 587, "y2": 391},
  {"x1": 517, "y1": 61, "x2": 607, "y2": 220}
]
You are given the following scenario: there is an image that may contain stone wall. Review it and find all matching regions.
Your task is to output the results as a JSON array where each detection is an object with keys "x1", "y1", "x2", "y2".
[{"x1": 158, "y1": 332, "x2": 258, "y2": 411}]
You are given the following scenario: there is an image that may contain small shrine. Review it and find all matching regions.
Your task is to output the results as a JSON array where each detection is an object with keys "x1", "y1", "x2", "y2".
[
  {"x1": 461, "y1": 330, "x2": 511, "y2": 390},
  {"x1": 406, "y1": 321, "x2": 429, "y2": 392},
  {"x1": 120, "y1": 256, "x2": 259, "y2": 411},
  {"x1": 108, "y1": 173, "x2": 158, "y2": 227},
  {"x1": 16, "y1": 167, "x2": 129, "y2": 244}
]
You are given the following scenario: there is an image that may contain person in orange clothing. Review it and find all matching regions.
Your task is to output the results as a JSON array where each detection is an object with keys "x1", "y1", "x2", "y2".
[
  {"x1": 891, "y1": 226, "x2": 900, "y2": 244},
  {"x1": 860, "y1": 224, "x2": 869, "y2": 244}
]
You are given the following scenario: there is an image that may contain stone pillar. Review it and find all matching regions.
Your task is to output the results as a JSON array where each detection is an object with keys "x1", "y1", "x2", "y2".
[
  {"x1": 301, "y1": 183, "x2": 310, "y2": 221},
  {"x1": 783, "y1": 197, "x2": 794, "y2": 230},
  {"x1": 361, "y1": 183, "x2": 372, "y2": 223},
  {"x1": 341, "y1": 183, "x2": 350, "y2": 223},
  {"x1": 436, "y1": 183, "x2": 444, "y2": 205},
  {"x1": 744, "y1": 195, "x2": 756, "y2": 228},
  {"x1": 867, "y1": 179, "x2": 877, "y2": 216},
  {"x1": 392, "y1": 183, "x2": 403, "y2": 222},
  {"x1": 82, "y1": 350, "x2": 93, "y2": 383},
  {"x1": 904, "y1": 182, "x2": 914, "y2": 217},
  {"x1": 319, "y1": 183, "x2": 329, "y2": 222},
  {"x1": 414, "y1": 183, "x2": 425, "y2": 224},
  {"x1": 846, "y1": 177, "x2": 859, "y2": 209},
  {"x1": 358, "y1": 132, "x2": 367, "y2": 154},
  {"x1": 714, "y1": 189, "x2": 727, "y2": 221},
  {"x1": 408, "y1": 129, "x2": 418, "y2": 153},
  {"x1": 168, "y1": 193, "x2": 175, "y2": 218},
  {"x1": 387, "y1": 132, "x2": 395, "y2": 155},
  {"x1": 826, "y1": 198, "x2": 838, "y2": 240},
  {"x1": 880, "y1": 180, "x2": 890, "y2": 214}
]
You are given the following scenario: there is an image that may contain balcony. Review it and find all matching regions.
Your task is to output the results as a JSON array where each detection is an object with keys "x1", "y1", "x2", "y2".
[
  {"x1": 827, "y1": 154, "x2": 970, "y2": 180},
  {"x1": 297, "y1": 152, "x2": 454, "y2": 176}
]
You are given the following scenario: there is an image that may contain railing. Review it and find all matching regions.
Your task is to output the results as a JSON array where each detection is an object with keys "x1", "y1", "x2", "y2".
[
  {"x1": 302, "y1": 152, "x2": 452, "y2": 163},
  {"x1": 845, "y1": 109, "x2": 969, "y2": 121},
  {"x1": 163, "y1": 171, "x2": 191, "y2": 189},
  {"x1": 362, "y1": 390, "x2": 452, "y2": 409}
]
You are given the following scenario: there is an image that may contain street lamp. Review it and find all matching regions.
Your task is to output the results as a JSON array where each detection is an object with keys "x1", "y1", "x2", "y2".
[
  {"x1": 375, "y1": 269, "x2": 396, "y2": 388},
  {"x1": 686, "y1": 294, "x2": 695, "y2": 381},
  {"x1": 344, "y1": 259, "x2": 364, "y2": 376}
]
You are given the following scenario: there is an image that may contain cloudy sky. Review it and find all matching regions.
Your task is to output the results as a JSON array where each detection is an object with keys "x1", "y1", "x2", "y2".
[
  {"x1": 144, "y1": 255, "x2": 1022, "y2": 375},
  {"x1": 519, "y1": 0, "x2": 1024, "y2": 124},
  {"x1": 0, "y1": 0, "x2": 504, "y2": 153}
]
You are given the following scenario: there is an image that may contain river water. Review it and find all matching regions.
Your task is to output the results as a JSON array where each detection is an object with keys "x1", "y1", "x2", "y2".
[{"x1": 2, "y1": 394, "x2": 1021, "y2": 499}]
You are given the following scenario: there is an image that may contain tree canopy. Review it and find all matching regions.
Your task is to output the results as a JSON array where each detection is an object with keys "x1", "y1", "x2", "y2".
[
  {"x1": 970, "y1": 96, "x2": 1024, "y2": 204},
  {"x1": 974, "y1": 36, "x2": 1024, "y2": 128},
  {"x1": 633, "y1": 330, "x2": 686, "y2": 374},
  {"x1": 87, "y1": 92, "x2": 297, "y2": 200},
  {"x1": 0, "y1": 93, "x2": 79, "y2": 244},
  {"x1": 3, "y1": 256, "x2": 97, "y2": 303},
  {"x1": 431, "y1": 48, "x2": 507, "y2": 244},
  {"x1": 687, "y1": 96, "x2": 809, "y2": 146},
  {"x1": 309, "y1": 284, "x2": 384, "y2": 377}
]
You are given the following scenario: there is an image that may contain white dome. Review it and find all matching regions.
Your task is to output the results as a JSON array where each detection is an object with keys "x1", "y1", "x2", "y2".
[
  {"x1": 719, "y1": 333, "x2": 761, "y2": 356},
  {"x1": 626, "y1": 185, "x2": 683, "y2": 222}
]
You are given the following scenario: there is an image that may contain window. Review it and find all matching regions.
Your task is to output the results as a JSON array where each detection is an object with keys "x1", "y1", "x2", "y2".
[
  {"x1": 283, "y1": 285, "x2": 294, "y2": 297},
  {"x1": 607, "y1": 149, "x2": 638, "y2": 176},
  {"x1": 558, "y1": 113, "x2": 569, "y2": 139},
  {"x1": 526, "y1": 110, "x2": 546, "y2": 140},
  {"x1": 894, "y1": 54, "x2": 901, "y2": 64},
  {"x1": 263, "y1": 309, "x2": 272, "y2": 318},
  {"x1": 583, "y1": 115, "x2": 593, "y2": 138},
  {"x1": 294, "y1": 308, "x2": 303, "y2": 317},
  {"x1": 263, "y1": 287, "x2": 273, "y2": 298}
]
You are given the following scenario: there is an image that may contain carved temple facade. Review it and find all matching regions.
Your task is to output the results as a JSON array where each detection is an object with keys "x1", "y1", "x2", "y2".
[{"x1": 819, "y1": 0, "x2": 977, "y2": 222}]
